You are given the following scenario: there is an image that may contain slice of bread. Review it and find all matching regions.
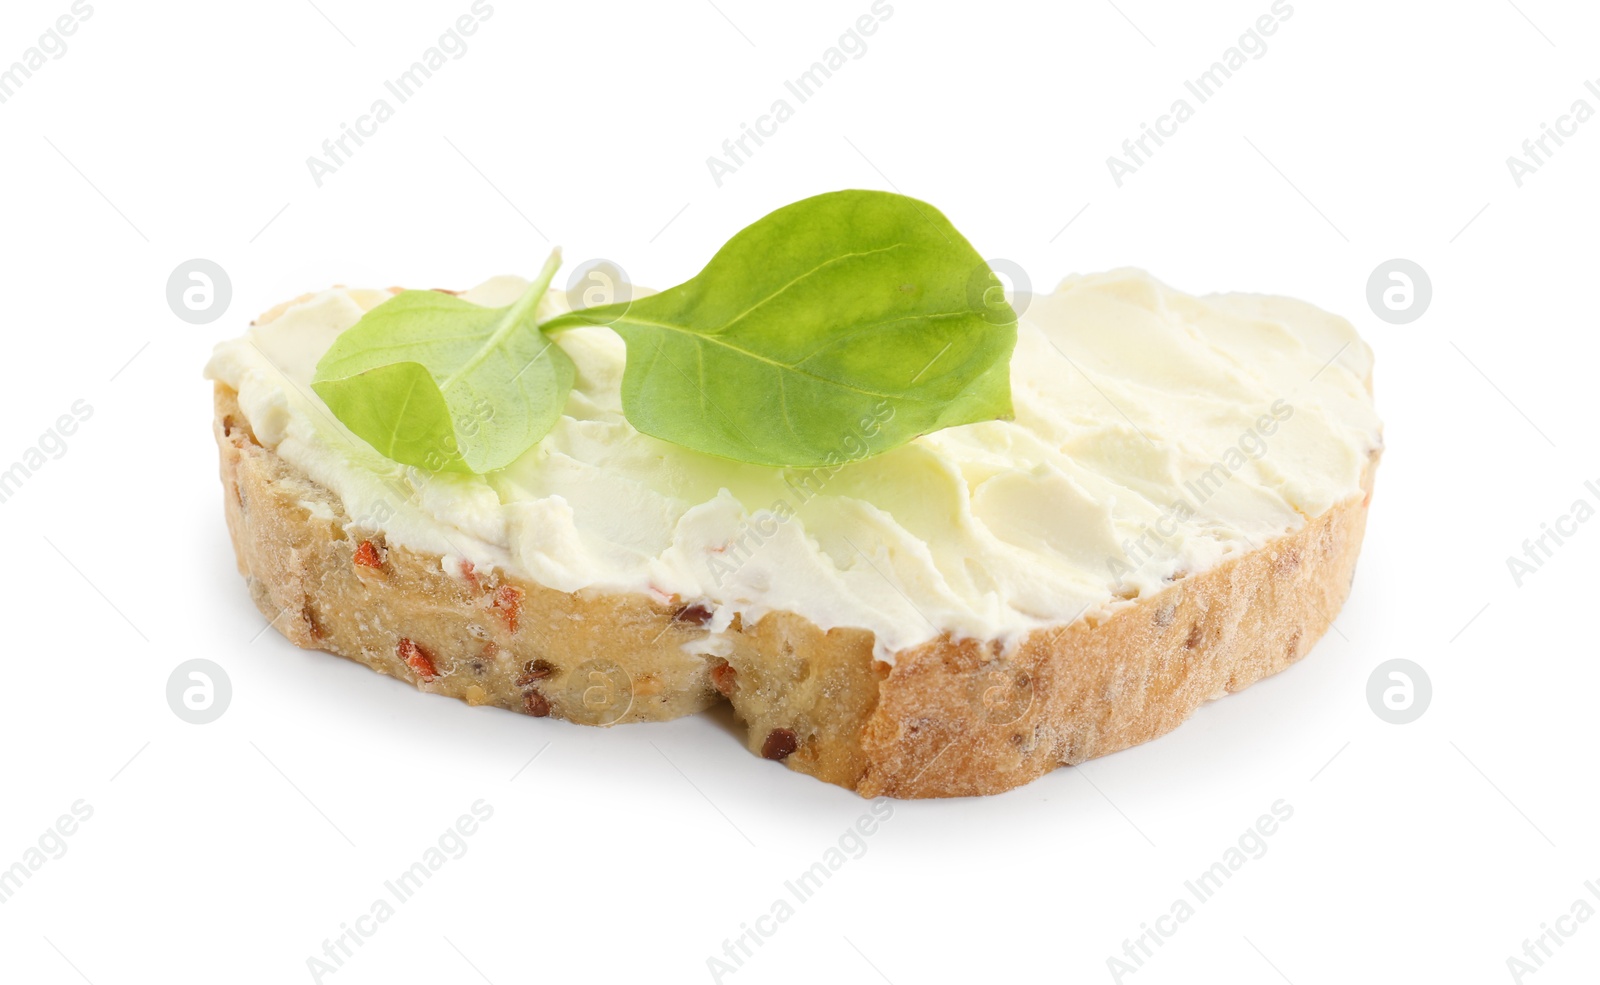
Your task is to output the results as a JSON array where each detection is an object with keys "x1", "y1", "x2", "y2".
[{"x1": 215, "y1": 382, "x2": 1378, "y2": 799}]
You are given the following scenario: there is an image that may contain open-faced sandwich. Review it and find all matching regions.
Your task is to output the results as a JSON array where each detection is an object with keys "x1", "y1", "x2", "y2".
[{"x1": 206, "y1": 190, "x2": 1380, "y2": 798}]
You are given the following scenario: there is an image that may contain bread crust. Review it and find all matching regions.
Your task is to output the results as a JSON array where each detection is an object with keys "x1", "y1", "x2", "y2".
[{"x1": 215, "y1": 384, "x2": 1376, "y2": 798}]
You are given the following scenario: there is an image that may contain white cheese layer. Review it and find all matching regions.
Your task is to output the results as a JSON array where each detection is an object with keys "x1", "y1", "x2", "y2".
[{"x1": 205, "y1": 270, "x2": 1381, "y2": 660}]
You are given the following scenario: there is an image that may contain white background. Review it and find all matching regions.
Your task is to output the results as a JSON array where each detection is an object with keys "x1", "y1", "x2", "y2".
[{"x1": 1, "y1": 0, "x2": 1597, "y2": 982}]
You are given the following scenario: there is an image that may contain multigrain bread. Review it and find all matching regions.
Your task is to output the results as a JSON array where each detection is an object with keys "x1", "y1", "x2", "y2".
[{"x1": 215, "y1": 382, "x2": 1377, "y2": 799}]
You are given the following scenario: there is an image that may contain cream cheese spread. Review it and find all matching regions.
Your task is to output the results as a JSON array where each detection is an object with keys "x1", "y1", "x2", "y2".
[{"x1": 205, "y1": 269, "x2": 1381, "y2": 660}]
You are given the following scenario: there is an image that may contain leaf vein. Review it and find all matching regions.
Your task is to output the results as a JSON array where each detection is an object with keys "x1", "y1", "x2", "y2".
[{"x1": 714, "y1": 244, "x2": 909, "y2": 334}]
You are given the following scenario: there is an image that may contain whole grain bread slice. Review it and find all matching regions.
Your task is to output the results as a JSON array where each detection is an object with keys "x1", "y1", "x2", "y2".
[{"x1": 215, "y1": 377, "x2": 1376, "y2": 798}]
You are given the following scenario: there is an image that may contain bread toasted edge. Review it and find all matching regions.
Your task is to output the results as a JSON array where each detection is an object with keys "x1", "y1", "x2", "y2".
[{"x1": 214, "y1": 382, "x2": 1377, "y2": 799}]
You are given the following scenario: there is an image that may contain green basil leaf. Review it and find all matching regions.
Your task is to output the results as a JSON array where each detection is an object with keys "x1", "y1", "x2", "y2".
[
  {"x1": 311, "y1": 251, "x2": 572, "y2": 474},
  {"x1": 541, "y1": 190, "x2": 1017, "y2": 468}
]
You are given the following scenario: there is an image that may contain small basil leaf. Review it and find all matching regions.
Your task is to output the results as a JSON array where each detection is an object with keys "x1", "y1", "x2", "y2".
[
  {"x1": 311, "y1": 251, "x2": 572, "y2": 474},
  {"x1": 542, "y1": 190, "x2": 1016, "y2": 468}
]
